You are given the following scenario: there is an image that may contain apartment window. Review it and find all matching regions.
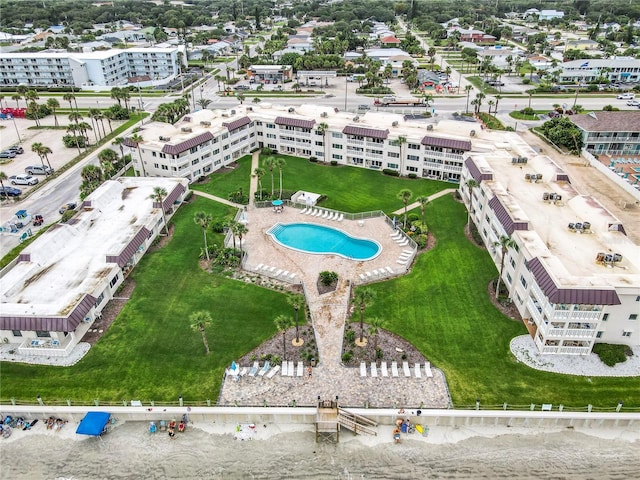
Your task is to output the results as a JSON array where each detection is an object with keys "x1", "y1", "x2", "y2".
[
  {"x1": 315, "y1": 141, "x2": 323, "y2": 146},
  {"x1": 408, "y1": 143, "x2": 420, "y2": 150},
  {"x1": 331, "y1": 132, "x2": 343, "y2": 138},
  {"x1": 371, "y1": 160, "x2": 382, "y2": 167},
  {"x1": 266, "y1": 123, "x2": 275, "y2": 129},
  {"x1": 332, "y1": 154, "x2": 342, "y2": 160},
  {"x1": 388, "y1": 152, "x2": 399, "y2": 158},
  {"x1": 407, "y1": 166, "x2": 418, "y2": 172},
  {"x1": 485, "y1": 214, "x2": 490, "y2": 223},
  {"x1": 596, "y1": 331, "x2": 603, "y2": 338},
  {"x1": 520, "y1": 276, "x2": 527, "y2": 289},
  {"x1": 154, "y1": 163, "x2": 159, "y2": 168},
  {"x1": 387, "y1": 163, "x2": 398, "y2": 169},
  {"x1": 152, "y1": 151, "x2": 157, "y2": 157},
  {"x1": 332, "y1": 143, "x2": 343, "y2": 149},
  {"x1": 636, "y1": 296, "x2": 640, "y2": 302},
  {"x1": 36, "y1": 331, "x2": 51, "y2": 338},
  {"x1": 11, "y1": 330, "x2": 22, "y2": 337},
  {"x1": 602, "y1": 313, "x2": 609, "y2": 321},
  {"x1": 506, "y1": 273, "x2": 512, "y2": 284},
  {"x1": 510, "y1": 258, "x2": 516, "y2": 268},
  {"x1": 109, "y1": 273, "x2": 120, "y2": 288},
  {"x1": 622, "y1": 331, "x2": 632, "y2": 337},
  {"x1": 192, "y1": 159, "x2": 199, "y2": 165},
  {"x1": 407, "y1": 154, "x2": 420, "y2": 161},
  {"x1": 482, "y1": 228, "x2": 487, "y2": 238},
  {"x1": 630, "y1": 314, "x2": 638, "y2": 320},
  {"x1": 95, "y1": 292, "x2": 105, "y2": 306}
]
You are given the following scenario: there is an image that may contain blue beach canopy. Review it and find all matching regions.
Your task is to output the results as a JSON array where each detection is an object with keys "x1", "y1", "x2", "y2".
[
  {"x1": 76, "y1": 412, "x2": 111, "y2": 436},
  {"x1": 272, "y1": 199, "x2": 283, "y2": 206}
]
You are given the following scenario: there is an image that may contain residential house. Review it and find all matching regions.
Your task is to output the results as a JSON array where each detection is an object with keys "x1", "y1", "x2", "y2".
[
  {"x1": 380, "y1": 35, "x2": 401, "y2": 47},
  {"x1": 477, "y1": 47, "x2": 517, "y2": 69},
  {"x1": 565, "y1": 39, "x2": 599, "y2": 51},
  {"x1": 538, "y1": 10, "x2": 564, "y2": 21}
]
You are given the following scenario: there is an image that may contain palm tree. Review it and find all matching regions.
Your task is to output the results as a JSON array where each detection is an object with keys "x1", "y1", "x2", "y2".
[
  {"x1": 47, "y1": 98, "x2": 60, "y2": 127},
  {"x1": 68, "y1": 112, "x2": 82, "y2": 125},
  {"x1": 63, "y1": 93, "x2": 76, "y2": 112},
  {"x1": 189, "y1": 311, "x2": 212, "y2": 355},
  {"x1": 415, "y1": 195, "x2": 430, "y2": 229},
  {"x1": 103, "y1": 110, "x2": 114, "y2": 134},
  {"x1": 196, "y1": 98, "x2": 212, "y2": 109},
  {"x1": 80, "y1": 164, "x2": 104, "y2": 199},
  {"x1": 367, "y1": 317, "x2": 386, "y2": 352},
  {"x1": 0, "y1": 171, "x2": 8, "y2": 191},
  {"x1": 494, "y1": 94, "x2": 502, "y2": 115},
  {"x1": 316, "y1": 121, "x2": 329, "y2": 162},
  {"x1": 493, "y1": 235, "x2": 516, "y2": 299},
  {"x1": 263, "y1": 156, "x2": 276, "y2": 197},
  {"x1": 150, "y1": 186, "x2": 169, "y2": 235},
  {"x1": 487, "y1": 99, "x2": 495, "y2": 114},
  {"x1": 397, "y1": 188, "x2": 413, "y2": 229},
  {"x1": 129, "y1": 133, "x2": 146, "y2": 176},
  {"x1": 465, "y1": 179, "x2": 478, "y2": 226},
  {"x1": 252, "y1": 167, "x2": 266, "y2": 200},
  {"x1": 352, "y1": 288, "x2": 375, "y2": 343},
  {"x1": 33, "y1": 143, "x2": 53, "y2": 170},
  {"x1": 237, "y1": 92, "x2": 245, "y2": 104},
  {"x1": 225, "y1": 219, "x2": 239, "y2": 249},
  {"x1": 275, "y1": 157, "x2": 286, "y2": 198},
  {"x1": 252, "y1": 97, "x2": 261, "y2": 104},
  {"x1": 110, "y1": 87, "x2": 122, "y2": 107},
  {"x1": 194, "y1": 211, "x2": 212, "y2": 261},
  {"x1": 234, "y1": 222, "x2": 248, "y2": 254},
  {"x1": 27, "y1": 101, "x2": 41, "y2": 127},
  {"x1": 274, "y1": 315, "x2": 294, "y2": 359},
  {"x1": 66, "y1": 124, "x2": 82, "y2": 153},
  {"x1": 394, "y1": 135, "x2": 407, "y2": 173},
  {"x1": 77, "y1": 122, "x2": 92, "y2": 147},
  {"x1": 11, "y1": 93, "x2": 22, "y2": 109},
  {"x1": 287, "y1": 294, "x2": 305, "y2": 344},
  {"x1": 31, "y1": 142, "x2": 46, "y2": 168},
  {"x1": 112, "y1": 137, "x2": 125, "y2": 159},
  {"x1": 474, "y1": 92, "x2": 486, "y2": 114},
  {"x1": 464, "y1": 85, "x2": 473, "y2": 114}
]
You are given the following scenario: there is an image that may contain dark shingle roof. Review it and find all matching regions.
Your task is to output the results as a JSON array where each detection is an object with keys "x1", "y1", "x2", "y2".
[
  {"x1": 342, "y1": 125, "x2": 389, "y2": 139},
  {"x1": 465, "y1": 158, "x2": 493, "y2": 182},
  {"x1": 275, "y1": 116, "x2": 316, "y2": 129},
  {"x1": 0, "y1": 294, "x2": 97, "y2": 332},
  {"x1": 488, "y1": 196, "x2": 529, "y2": 235},
  {"x1": 106, "y1": 227, "x2": 151, "y2": 268},
  {"x1": 421, "y1": 135, "x2": 472, "y2": 151},
  {"x1": 222, "y1": 116, "x2": 252, "y2": 131},
  {"x1": 569, "y1": 111, "x2": 640, "y2": 133},
  {"x1": 161, "y1": 132, "x2": 214, "y2": 155}
]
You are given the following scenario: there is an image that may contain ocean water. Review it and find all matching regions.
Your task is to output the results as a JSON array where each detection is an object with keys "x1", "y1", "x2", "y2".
[{"x1": 1, "y1": 422, "x2": 639, "y2": 479}]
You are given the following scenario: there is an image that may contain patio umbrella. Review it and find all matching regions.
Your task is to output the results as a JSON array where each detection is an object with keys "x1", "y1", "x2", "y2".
[
  {"x1": 272, "y1": 199, "x2": 283, "y2": 206},
  {"x1": 239, "y1": 211, "x2": 248, "y2": 224}
]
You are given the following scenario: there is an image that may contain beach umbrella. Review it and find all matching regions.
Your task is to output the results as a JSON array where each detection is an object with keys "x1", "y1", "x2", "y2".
[
  {"x1": 239, "y1": 211, "x2": 248, "y2": 224},
  {"x1": 272, "y1": 199, "x2": 283, "y2": 206}
]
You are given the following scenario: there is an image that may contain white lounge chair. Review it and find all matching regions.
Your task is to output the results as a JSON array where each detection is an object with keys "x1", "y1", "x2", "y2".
[
  {"x1": 305, "y1": 208, "x2": 314, "y2": 215},
  {"x1": 360, "y1": 362, "x2": 367, "y2": 377},
  {"x1": 315, "y1": 209, "x2": 323, "y2": 217},
  {"x1": 249, "y1": 361, "x2": 259, "y2": 377},
  {"x1": 391, "y1": 361, "x2": 399, "y2": 377},
  {"x1": 414, "y1": 363, "x2": 422, "y2": 378},
  {"x1": 385, "y1": 266, "x2": 394, "y2": 274},
  {"x1": 297, "y1": 361, "x2": 304, "y2": 377},
  {"x1": 372, "y1": 269, "x2": 379, "y2": 276},
  {"x1": 370, "y1": 362, "x2": 377, "y2": 377},
  {"x1": 365, "y1": 271, "x2": 372, "y2": 278},
  {"x1": 397, "y1": 260, "x2": 407, "y2": 265},
  {"x1": 289, "y1": 272, "x2": 296, "y2": 280},
  {"x1": 403, "y1": 249, "x2": 413, "y2": 255},
  {"x1": 281, "y1": 270, "x2": 289, "y2": 278},
  {"x1": 266, "y1": 365, "x2": 280, "y2": 378},
  {"x1": 281, "y1": 362, "x2": 288, "y2": 376},
  {"x1": 274, "y1": 269, "x2": 282, "y2": 276},
  {"x1": 328, "y1": 212, "x2": 336, "y2": 220},
  {"x1": 403, "y1": 361, "x2": 411, "y2": 377},
  {"x1": 381, "y1": 361, "x2": 389, "y2": 377},
  {"x1": 359, "y1": 273, "x2": 366, "y2": 281},
  {"x1": 288, "y1": 361, "x2": 295, "y2": 377},
  {"x1": 255, "y1": 263, "x2": 264, "y2": 271},
  {"x1": 258, "y1": 361, "x2": 271, "y2": 377},
  {"x1": 398, "y1": 240, "x2": 409, "y2": 247},
  {"x1": 239, "y1": 367, "x2": 248, "y2": 377},
  {"x1": 390, "y1": 231, "x2": 402, "y2": 238},
  {"x1": 268, "y1": 266, "x2": 276, "y2": 273},
  {"x1": 425, "y1": 362, "x2": 433, "y2": 378},
  {"x1": 399, "y1": 253, "x2": 411, "y2": 258},
  {"x1": 321, "y1": 210, "x2": 329, "y2": 219},
  {"x1": 337, "y1": 213, "x2": 344, "y2": 222}
]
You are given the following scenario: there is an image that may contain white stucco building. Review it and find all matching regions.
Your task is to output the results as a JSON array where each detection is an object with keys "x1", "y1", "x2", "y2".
[{"x1": 0, "y1": 45, "x2": 186, "y2": 88}]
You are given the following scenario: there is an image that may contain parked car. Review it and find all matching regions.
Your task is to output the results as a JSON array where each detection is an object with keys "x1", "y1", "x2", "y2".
[
  {"x1": 617, "y1": 93, "x2": 635, "y2": 100},
  {"x1": 233, "y1": 85, "x2": 250, "y2": 90},
  {"x1": 0, "y1": 186, "x2": 22, "y2": 197},
  {"x1": 59, "y1": 202, "x2": 77, "y2": 214},
  {"x1": 25, "y1": 165, "x2": 54, "y2": 175},
  {"x1": 33, "y1": 214, "x2": 44, "y2": 226},
  {"x1": 358, "y1": 104, "x2": 370, "y2": 110},
  {"x1": 7, "y1": 145, "x2": 24, "y2": 154},
  {"x1": 0, "y1": 150, "x2": 17, "y2": 159},
  {"x1": 9, "y1": 174, "x2": 39, "y2": 186}
]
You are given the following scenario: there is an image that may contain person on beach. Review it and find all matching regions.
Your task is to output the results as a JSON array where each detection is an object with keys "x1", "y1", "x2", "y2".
[
  {"x1": 178, "y1": 421, "x2": 185, "y2": 433},
  {"x1": 168, "y1": 427, "x2": 175, "y2": 439},
  {"x1": 307, "y1": 366, "x2": 312, "y2": 378}
]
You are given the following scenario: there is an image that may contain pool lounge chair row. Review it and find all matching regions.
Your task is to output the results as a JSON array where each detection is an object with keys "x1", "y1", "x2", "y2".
[
  {"x1": 300, "y1": 207, "x2": 344, "y2": 222},
  {"x1": 390, "y1": 230, "x2": 409, "y2": 247},
  {"x1": 359, "y1": 361, "x2": 433, "y2": 378},
  {"x1": 225, "y1": 361, "x2": 285, "y2": 380},
  {"x1": 396, "y1": 249, "x2": 414, "y2": 266},
  {"x1": 254, "y1": 264, "x2": 297, "y2": 280},
  {"x1": 359, "y1": 266, "x2": 394, "y2": 282}
]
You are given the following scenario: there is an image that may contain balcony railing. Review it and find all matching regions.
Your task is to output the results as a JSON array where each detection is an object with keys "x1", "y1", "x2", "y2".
[{"x1": 423, "y1": 150, "x2": 464, "y2": 162}]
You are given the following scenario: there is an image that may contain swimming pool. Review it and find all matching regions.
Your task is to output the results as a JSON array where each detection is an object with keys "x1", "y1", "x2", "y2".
[{"x1": 268, "y1": 223, "x2": 381, "y2": 260}]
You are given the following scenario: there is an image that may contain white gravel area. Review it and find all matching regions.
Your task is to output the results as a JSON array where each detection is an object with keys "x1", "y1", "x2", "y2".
[
  {"x1": 0, "y1": 342, "x2": 90, "y2": 366},
  {"x1": 511, "y1": 335, "x2": 640, "y2": 377}
]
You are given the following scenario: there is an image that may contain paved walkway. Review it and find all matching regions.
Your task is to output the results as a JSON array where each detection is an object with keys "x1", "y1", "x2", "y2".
[
  {"x1": 192, "y1": 190, "x2": 243, "y2": 208},
  {"x1": 391, "y1": 188, "x2": 456, "y2": 215}
]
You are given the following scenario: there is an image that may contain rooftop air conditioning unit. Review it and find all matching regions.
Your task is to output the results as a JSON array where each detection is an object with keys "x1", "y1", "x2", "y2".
[
  {"x1": 288, "y1": 107, "x2": 295, "y2": 113},
  {"x1": 181, "y1": 127, "x2": 192, "y2": 133},
  {"x1": 159, "y1": 136, "x2": 170, "y2": 141},
  {"x1": 200, "y1": 121, "x2": 211, "y2": 127},
  {"x1": 353, "y1": 116, "x2": 360, "y2": 122},
  {"x1": 230, "y1": 109, "x2": 236, "y2": 115},
  {"x1": 221, "y1": 113, "x2": 229, "y2": 117},
  {"x1": 392, "y1": 121, "x2": 398, "y2": 127},
  {"x1": 470, "y1": 129, "x2": 476, "y2": 137},
  {"x1": 426, "y1": 124, "x2": 433, "y2": 131},
  {"x1": 321, "y1": 112, "x2": 328, "y2": 118},
  {"x1": 247, "y1": 106, "x2": 253, "y2": 111}
]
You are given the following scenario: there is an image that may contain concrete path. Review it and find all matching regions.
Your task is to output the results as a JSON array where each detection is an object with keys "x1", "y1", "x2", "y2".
[
  {"x1": 192, "y1": 190, "x2": 243, "y2": 209},
  {"x1": 391, "y1": 188, "x2": 456, "y2": 215},
  {"x1": 249, "y1": 150, "x2": 260, "y2": 200}
]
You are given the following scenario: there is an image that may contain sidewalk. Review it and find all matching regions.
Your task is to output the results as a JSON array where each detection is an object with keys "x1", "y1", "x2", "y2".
[{"x1": 392, "y1": 188, "x2": 456, "y2": 215}]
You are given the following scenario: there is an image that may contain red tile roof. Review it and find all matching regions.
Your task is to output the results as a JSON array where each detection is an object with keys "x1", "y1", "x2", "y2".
[
  {"x1": 380, "y1": 35, "x2": 400, "y2": 43},
  {"x1": 342, "y1": 125, "x2": 389, "y2": 139},
  {"x1": 161, "y1": 131, "x2": 214, "y2": 155},
  {"x1": 275, "y1": 116, "x2": 316, "y2": 129},
  {"x1": 222, "y1": 116, "x2": 252, "y2": 131}
]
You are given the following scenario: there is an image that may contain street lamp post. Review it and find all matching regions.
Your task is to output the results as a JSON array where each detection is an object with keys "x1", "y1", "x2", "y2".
[{"x1": 344, "y1": 75, "x2": 348, "y2": 111}]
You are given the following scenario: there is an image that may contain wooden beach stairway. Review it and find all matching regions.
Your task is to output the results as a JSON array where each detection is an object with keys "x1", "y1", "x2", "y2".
[
  {"x1": 337, "y1": 408, "x2": 377, "y2": 437},
  {"x1": 315, "y1": 400, "x2": 378, "y2": 442}
]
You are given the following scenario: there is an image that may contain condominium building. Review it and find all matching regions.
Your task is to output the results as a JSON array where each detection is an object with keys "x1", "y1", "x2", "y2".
[
  {"x1": 0, "y1": 45, "x2": 186, "y2": 88},
  {"x1": 559, "y1": 57, "x2": 640, "y2": 83},
  {"x1": 0, "y1": 177, "x2": 189, "y2": 357},
  {"x1": 126, "y1": 104, "x2": 474, "y2": 183},
  {"x1": 569, "y1": 111, "x2": 640, "y2": 156},
  {"x1": 460, "y1": 134, "x2": 640, "y2": 355}
]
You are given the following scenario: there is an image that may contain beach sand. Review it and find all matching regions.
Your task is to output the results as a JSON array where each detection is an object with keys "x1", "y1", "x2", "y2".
[{"x1": 1, "y1": 420, "x2": 639, "y2": 479}]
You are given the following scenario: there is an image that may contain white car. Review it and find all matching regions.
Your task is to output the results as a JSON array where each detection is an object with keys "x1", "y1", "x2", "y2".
[
  {"x1": 9, "y1": 174, "x2": 39, "y2": 186},
  {"x1": 617, "y1": 93, "x2": 635, "y2": 100},
  {"x1": 627, "y1": 99, "x2": 639, "y2": 106}
]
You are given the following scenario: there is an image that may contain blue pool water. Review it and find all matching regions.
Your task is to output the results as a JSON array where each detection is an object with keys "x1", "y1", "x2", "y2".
[{"x1": 268, "y1": 223, "x2": 381, "y2": 260}]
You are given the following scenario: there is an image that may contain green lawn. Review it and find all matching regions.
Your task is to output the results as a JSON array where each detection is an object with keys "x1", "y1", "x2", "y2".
[
  {"x1": 355, "y1": 196, "x2": 640, "y2": 408},
  {"x1": 2, "y1": 157, "x2": 638, "y2": 407},
  {"x1": 190, "y1": 155, "x2": 253, "y2": 201},
  {"x1": 0, "y1": 198, "x2": 292, "y2": 403}
]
